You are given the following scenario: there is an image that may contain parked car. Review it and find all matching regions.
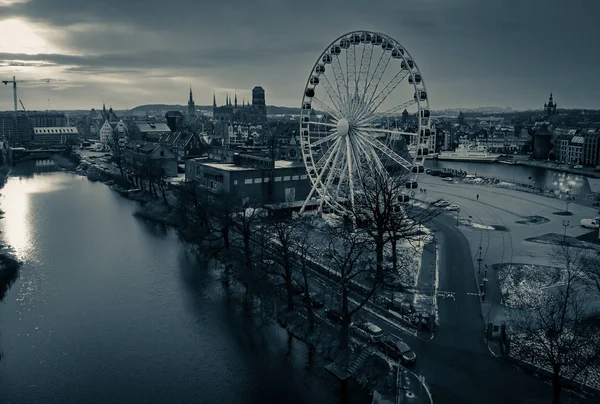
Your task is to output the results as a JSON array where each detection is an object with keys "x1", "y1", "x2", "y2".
[
  {"x1": 445, "y1": 204, "x2": 460, "y2": 211},
  {"x1": 434, "y1": 200, "x2": 450, "y2": 207},
  {"x1": 442, "y1": 177, "x2": 453, "y2": 182},
  {"x1": 351, "y1": 321, "x2": 384, "y2": 343},
  {"x1": 325, "y1": 309, "x2": 343, "y2": 324},
  {"x1": 580, "y1": 218, "x2": 599, "y2": 229},
  {"x1": 378, "y1": 335, "x2": 417, "y2": 365},
  {"x1": 300, "y1": 292, "x2": 325, "y2": 308}
]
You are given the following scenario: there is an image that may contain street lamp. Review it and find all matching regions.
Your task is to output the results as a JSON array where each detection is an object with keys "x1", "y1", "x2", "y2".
[
  {"x1": 562, "y1": 220, "x2": 570, "y2": 243},
  {"x1": 477, "y1": 245, "x2": 483, "y2": 274}
]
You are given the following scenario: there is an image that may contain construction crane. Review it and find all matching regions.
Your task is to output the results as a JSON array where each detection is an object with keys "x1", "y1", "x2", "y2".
[{"x1": 2, "y1": 76, "x2": 66, "y2": 117}]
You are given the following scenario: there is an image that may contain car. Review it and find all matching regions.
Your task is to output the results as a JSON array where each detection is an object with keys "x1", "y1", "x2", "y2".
[
  {"x1": 351, "y1": 321, "x2": 384, "y2": 343},
  {"x1": 445, "y1": 204, "x2": 460, "y2": 211},
  {"x1": 325, "y1": 309, "x2": 343, "y2": 324},
  {"x1": 434, "y1": 200, "x2": 451, "y2": 207},
  {"x1": 300, "y1": 293, "x2": 324, "y2": 308},
  {"x1": 574, "y1": 165, "x2": 583, "y2": 169},
  {"x1": 378, "y1": 336, "x2": 417, "y2": 365},
  {"x1": 442, "y1": 177, "x2": 453, "y2": 182},
  {"x1": 580, "y1": 218, "x2": 599, "y2": 229}
]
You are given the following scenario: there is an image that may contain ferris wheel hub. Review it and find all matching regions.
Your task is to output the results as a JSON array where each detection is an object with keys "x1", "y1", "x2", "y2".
[{"x1": 337, "y1": 118, "x2": 350, "y2": 137}]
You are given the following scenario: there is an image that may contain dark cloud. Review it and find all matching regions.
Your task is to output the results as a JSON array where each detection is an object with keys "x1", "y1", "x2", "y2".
[{"x1": 1, "y1": 0, "x2": 599, "y2": 110}]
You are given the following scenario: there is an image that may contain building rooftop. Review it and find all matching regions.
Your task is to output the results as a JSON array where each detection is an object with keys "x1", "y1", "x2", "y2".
[
  {"x1": 33, "y1": 127, "x2": 78, "y2": 134},
  {"x1": 136, "y1": 122, "x2": 171, "y2": 133},
  {"x1": 199, "y1": 159, "x2": 306, "y2": 172}
]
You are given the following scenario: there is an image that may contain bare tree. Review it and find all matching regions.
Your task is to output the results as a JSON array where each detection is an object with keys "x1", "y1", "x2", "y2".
[
  {"x1": 110, "y1": 130, "x2": 126, "y2": 178},
  {"x1": 324, "y1": 223, "x2": 380, "y2": 359},
  {"x1": 509, "y1": 245, "x2": 600, "y2": 404},
  {"x1": 350, "y1": 168, "x2": 441, "y2": 283},
  {"x1": 265, "y1": 214, "x2": 299, "y2": 311},
  {"x1": 581, "y1": 251, "x2": 600, "y2": 298},
  {"x1": 297, "y1": 218, "x2": 316, "y2": 331},
  {"x1": 175, "y1": 182, "x2": 214, "y2": 245}
]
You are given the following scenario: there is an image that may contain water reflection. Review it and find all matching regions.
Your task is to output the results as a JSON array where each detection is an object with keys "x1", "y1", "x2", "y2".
[
  {"x1": 426, "y1": 160, "x2": 592, "y2": 195},
  {"x1": 0, "y1": 170, "x2": 370, "y2": 404}
]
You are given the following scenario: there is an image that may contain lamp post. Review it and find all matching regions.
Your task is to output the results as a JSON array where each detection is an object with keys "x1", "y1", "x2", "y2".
[
  {"x1": 477, "y1": 245, "x2": 482, "y2": 274},
  {"x1": 562, "y1": 220, "x2": 570, "y2": 243},
  {"x1": 565, "y1": 195, "x2": 571, "y2": 213}
]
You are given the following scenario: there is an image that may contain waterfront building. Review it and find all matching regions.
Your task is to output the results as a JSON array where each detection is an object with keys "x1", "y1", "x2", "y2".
[
  {"x1": 32, "y1": 127, "x2": 78, "y2": 145},
  {"x1": 99, "y1": 120, "x2": 113, "y2": 145},
  {"x1": 212, "y1": 86, "x2": 267, "y2": 125},
  {"x1": 158, "y1": 131, "x2": 205, "y2": 162},
  {"x1": 124, "y1": 140, "x2": 178, "y2": 177},
  {"x1": 532, "y1": 124, "x2": 553, "y2": 159},
  {"x1": 582, "y1": 129, "x2": 600, "y2": 167},
  {"x1": 185, "y1": 154, "x2": 310, "y2": 204}
]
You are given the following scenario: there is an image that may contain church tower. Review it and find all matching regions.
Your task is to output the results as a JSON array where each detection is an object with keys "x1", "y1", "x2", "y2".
[
  {"x1": 544, "y1": 92, "x2": 557, "y2": 117},
  {"x1": 187, "y1": 86, "x2": 196, "y2": 116}
]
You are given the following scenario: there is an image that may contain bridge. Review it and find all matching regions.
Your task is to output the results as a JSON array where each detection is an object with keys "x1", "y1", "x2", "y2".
[{"x1": 10, "y1": 147, "x2": 67, "y2": 162}]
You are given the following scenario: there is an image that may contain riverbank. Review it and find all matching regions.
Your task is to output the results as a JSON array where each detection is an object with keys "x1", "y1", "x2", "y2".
[
  {"x1": 0, "y1": 163, "x2": 20, "y2": 302},
  {"x1": 73, "y1": 162, "x2": 401, "y2": 401},
  {"x1": 516, "y1": 160, "x2": 600, "y2": 179}
]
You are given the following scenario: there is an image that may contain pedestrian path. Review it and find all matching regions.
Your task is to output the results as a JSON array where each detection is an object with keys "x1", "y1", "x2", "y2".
[{"x1": 412, "y1": 240, "x2": 437, "y2": 326}]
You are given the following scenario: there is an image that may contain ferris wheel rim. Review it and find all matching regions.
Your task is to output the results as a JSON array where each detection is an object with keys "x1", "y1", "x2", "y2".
[{"x1": 299, "y1": 30, "x2": 430, "y2": 215}]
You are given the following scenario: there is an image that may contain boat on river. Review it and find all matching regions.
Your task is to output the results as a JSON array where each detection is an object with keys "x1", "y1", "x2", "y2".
[{"x1": 437, "y1": 144, "x2": 501, "y2": 162}]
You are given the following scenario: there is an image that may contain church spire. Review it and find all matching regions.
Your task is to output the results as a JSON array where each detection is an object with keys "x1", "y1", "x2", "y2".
[
  {"x1": 189, "y1": 85, "x2": 193, "y2": 102},
  {"x1": 234, "y1": 92, "x2": 238, "y2": 108},
  {"x1": 213, "y1": 92, "x2": 217, "y2": 108}
]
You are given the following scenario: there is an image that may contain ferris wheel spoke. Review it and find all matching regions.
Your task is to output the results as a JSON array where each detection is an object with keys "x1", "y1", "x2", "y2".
[
  {"x1": 345, "y1": 138, "x2": 358, "y2": 208},
  {"x1": 346, "y1": 45, "x2": 357, "y2": 103},
  {"x1": 310, "y1": 131, "x2": 339, "y2": 147},
  {"x1": 363, "y1": 137, "x2": 413, "y2": 171},
  {"x1": 357, "y1": 43, "x2": 373, "y2": 99},
  {"x1": 312, "y1": 96, "x2": 342, "y2": 121},
  {"x1": 313, "y1": 139, "x2": 341, "y2": 170},
  {"x1": 356, "y1": 127, "x2": 418, "y2": 137},
  {"x1": 319, "y1": 74, "x2": 346, "y2": 114},
  {"x1": 358, "y1": 99, "x2": 416, "y2": 126},
  {"x1": 301, "y1": 140, "x2": 343, "y2": 213},
  {"x1": 332, "y1": 55, "x2": 349, "y2": 114},
  {"x1": 309, "y1": 121, "x2": 337, "y2": 128},
  {"x1": 362, "y1": 51, "x2": 392, "y2": 108},
  {"x1": 367, "y1": 70, "x2": 410, "y2": 113}
]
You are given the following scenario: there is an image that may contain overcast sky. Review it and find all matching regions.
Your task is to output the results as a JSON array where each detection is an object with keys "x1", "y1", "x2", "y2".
[{"x1": 0, "y1": 0, "x2": 598, "y2": 111}]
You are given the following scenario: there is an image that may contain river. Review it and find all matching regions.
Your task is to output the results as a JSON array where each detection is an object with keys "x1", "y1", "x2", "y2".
[
  {"x1": 425, "y1": 160, "x2": 593, "y2": 196},
  {"x1": 0, "y1": 164, "x2": 368, "y2": 404}
]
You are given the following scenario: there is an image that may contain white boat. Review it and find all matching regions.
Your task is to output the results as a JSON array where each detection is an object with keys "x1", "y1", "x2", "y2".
[{"x1": 437, "y1": 144, "x2": 501, "y2": 162}]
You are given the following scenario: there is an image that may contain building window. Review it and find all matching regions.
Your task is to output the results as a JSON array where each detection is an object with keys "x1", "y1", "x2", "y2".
[
  {"x1": 244, "y1": 179, "x2": 253, "y2": 184},
  {"x1": 283, "y1": 176, "x2": 291, "y2": 181},
  {"x1": 292, "y1": 175, "x2": 299, "y2": 180},
  {"x1": 254, "y1": 178, "x2": 262, "y2": 183},
  {"x1": 264, "y1": 178, "x2": 270, "y2": 182},
  {"x1": 275, "y1": 177, "x2": 282, "y2": 182},
  {"x1": 300, "y1": 175, "x2": 307, "y2": 180},
  {"x1": 234, "y1": 180, "x2": 238, "y2": 185}
]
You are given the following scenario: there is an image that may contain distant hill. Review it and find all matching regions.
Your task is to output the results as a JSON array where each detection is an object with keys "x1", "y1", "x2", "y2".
[{"x1": 126, "y1": 104, "x2": 302, "y2": 115}]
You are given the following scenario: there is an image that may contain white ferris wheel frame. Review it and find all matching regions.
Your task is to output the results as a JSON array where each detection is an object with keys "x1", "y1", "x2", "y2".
[{"x1": 299, "y1": 30, "x2": 431, "y2": 215}]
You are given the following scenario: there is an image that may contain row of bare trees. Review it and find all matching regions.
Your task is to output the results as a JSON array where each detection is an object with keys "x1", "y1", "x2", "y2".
[
  {"x1": 172, "y1": 168, "x2": 442, "y2": 360},
  {"x1": 509, "y1": 246, "x2": 600, "y2": 404},
  {"x1": 110, "y1": 132, "x2": 169, "y2": 202}
]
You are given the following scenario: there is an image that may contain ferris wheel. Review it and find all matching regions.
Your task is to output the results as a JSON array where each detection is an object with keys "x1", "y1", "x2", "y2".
[{"x1": 299, "y1": 31, "x2": 431, "y2": 215}]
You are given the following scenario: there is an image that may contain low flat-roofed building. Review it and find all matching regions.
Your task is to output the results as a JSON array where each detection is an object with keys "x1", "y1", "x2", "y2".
[
  {"x1": 185, "y1": 157, "x2": 310, "y2": 204},
  {"x1": 33, "y1": 126, "x2": 79, "y2": 145}
]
